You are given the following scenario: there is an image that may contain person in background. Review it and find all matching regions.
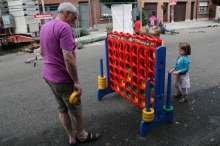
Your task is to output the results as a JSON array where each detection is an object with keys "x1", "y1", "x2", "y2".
[
  {"x1": 148, "y1": 11, "x2": 159, "y2": 28},
  {"x1": 158, "y1": 21, "x2": 166, "y2": 34},
  {"x1": 139, "y1": 26, "x2": 149, "y2": 36},
  {"x1": 170, "y1": 42, "x2": 191, "y2": 103},
  {"x1": 149, "y1": 26, "x2": 164, "y2": 59},
  {"x1": 39, "y1": 2, "x2": 100, "y2": 146},
  {"x1": 133, "y1": 16, "x2": 142, "y2": 35},
  {"x1": 149, "y1": 26, "x2": 164, "y2": 46}
]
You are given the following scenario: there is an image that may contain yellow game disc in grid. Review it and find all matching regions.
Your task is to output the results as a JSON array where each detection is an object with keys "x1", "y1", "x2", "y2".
[
  {"x1": 141, "y1": 80, "x2": 146, "y2": 88},
  {"x1": 141, "y1": 99, "x2": 146, "y2": 106},
  {"x1": 121, "y1": 79, "x2": 125, "y2": 87},
  {"x1": 150, "y1": 97, "x2": 154, "y2": 102},
  {"x1": 127, "y1": 74, "x2": 131, "y2": 81},
  {"x1": 116, "y1": 84, "x2": 120, "y2": 91},
  {"x1": 134, "y1": 94, "x2": 138, "y2": 102}
]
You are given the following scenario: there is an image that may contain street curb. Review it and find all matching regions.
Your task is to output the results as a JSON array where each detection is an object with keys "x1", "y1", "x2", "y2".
[
  {"x1": 175, "y1": 24, "x2": 220, "y2": 30},
  {"x1": 76, "y1": 23, "x2": 220, "y2": 45}
]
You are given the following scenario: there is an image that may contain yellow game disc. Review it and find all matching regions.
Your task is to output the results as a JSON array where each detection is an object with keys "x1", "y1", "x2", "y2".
[
  {"x1": 142, "y1": 116, "x2": 154, "y2": 122},
  {"x1": 69, "y1": 91, "x2": 79, "y2": 104},
  {"x1": 116, "y1": 84, "x2": 120, "y2": 91},
  {"x1": 141, "y1": 99, "x2": 146, "y2": 107},
  {"x1": 142, "y1": 108, "x2": 154, "y2": 116},
  {"x1": 134, "y1": 94, "x2": 138, "y2": 102},
  {"x1": 141, "y1": 80, "x2": 146, "y2": 88},
  {"x1": 127, "y1": 74, "x2": 131, "y2": 81},
  {"x1": 121, "y1": 79, "x2": 125, "y2": 87},
  {"x1": 150, "y1": 97, "x2": 154, "y2": 102}
]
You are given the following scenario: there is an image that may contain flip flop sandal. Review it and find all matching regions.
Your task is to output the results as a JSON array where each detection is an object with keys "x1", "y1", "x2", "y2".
[
  {"x1": 77, "y1": 132, "x2": 101, "y2": 143},
  {"x1": 69, "y1": 143, "x2": 76, "y2": 146}
]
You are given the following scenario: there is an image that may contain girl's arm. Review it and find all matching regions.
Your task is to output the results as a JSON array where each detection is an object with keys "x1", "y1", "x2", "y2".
[
  {"x1": 170, "y1": 68, "x2": 175, "y2": 72},
  {"x1": 180, "y1": 58, "x2": 190, "y2": 73}
]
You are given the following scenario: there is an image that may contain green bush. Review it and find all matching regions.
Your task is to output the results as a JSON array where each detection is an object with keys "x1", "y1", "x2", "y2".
[
  {"x1": 73, "y1": 28, "x2": 90, "y2": 37},
  {"x1": 106, "y1": 25, "x2": 113, "y2": 32},
  {"x1": 142, "y1": 9, "x2": 148, "y2": 26},
  {"x1": 80, "y1": 28, "x2": 90, "y2": 36}
]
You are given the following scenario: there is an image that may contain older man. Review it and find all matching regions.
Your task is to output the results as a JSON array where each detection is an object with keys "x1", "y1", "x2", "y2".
[{"x1": 40, "y1": 2, "x2": 100, "y2": 146}]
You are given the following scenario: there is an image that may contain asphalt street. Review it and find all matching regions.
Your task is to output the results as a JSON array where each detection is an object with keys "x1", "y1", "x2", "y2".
[{"x1": 0, "y1": 26, "x2": 220, "y2": 146}]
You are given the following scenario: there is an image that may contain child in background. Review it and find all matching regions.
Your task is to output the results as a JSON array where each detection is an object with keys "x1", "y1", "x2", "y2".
[
  {"x1": 170, "y1": 42, "x2": 191, "y2": 103},
  {"x1": 149, "y1": 26, "x2": 160, "y2": 38},
  {"x1": 139, "y1": 26, "x2": 149, "y2": 36},
  {"x1": 133, "y1": 16, "x2": 142, "y2": 35},
  {"x1": 158, "y1": 21, "x2": 166, "y2": 34},
  {"x1": 148, "y1": 11, "x2": 159, "y2": 28},
  {"x1": 149, "y1": 26, "x2": 164, "y2": 46}
]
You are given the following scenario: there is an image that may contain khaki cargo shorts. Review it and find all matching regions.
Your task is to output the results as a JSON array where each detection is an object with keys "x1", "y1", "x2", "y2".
[{"x1": 44, "y1": 78, "x2": 82, "y2": 117}]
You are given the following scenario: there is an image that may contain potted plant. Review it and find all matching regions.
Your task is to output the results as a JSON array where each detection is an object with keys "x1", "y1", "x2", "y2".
[{"x1": 161, "y1": 4, "x2": 165, "y2": 9}]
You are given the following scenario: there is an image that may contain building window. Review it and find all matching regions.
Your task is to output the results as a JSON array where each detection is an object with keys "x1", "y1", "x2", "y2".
[
  {"x1": 100, "y1": 3, "x2": 112, "y2": 18},
  {"x1": 39, "y1": 5, "x2": 59, "y2": 12},
  {"x1": 49, "y1": 5, "x2": 59, "y2": 11},
  {"x1": 199, "y1": 2, "x2": 208, "y2": 13}
]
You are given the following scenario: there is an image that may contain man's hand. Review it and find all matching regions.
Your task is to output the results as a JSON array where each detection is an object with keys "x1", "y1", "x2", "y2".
[{"x1": 74, "y1": 83, "x2": 82, "y2": 97}]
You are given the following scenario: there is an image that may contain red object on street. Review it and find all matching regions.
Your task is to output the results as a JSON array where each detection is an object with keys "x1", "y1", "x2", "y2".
[
  {"x1": 7, "y1": 35, "x2": 34, "y2": 43},
  {"x1": 170, "y1": 0, "x2": 177, "y2": 5},
  {"x1": 34, "y1": 13, "x2": 53, "y2": 19}
]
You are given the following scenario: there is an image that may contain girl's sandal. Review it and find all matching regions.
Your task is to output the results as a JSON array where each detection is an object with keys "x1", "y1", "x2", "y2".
[
  {"x1": 172, "y1": 94, "x2": 182, "y2": 98},
  {"x1": 179, "y1": 98, "x2": 187, "y2": 103}
]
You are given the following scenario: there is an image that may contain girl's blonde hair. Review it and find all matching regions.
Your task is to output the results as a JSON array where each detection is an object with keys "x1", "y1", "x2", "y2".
[
  {"x1": 179, "y1": 42, "x2": 191, "y2": 55},
  {"x1": 149, "y1": 26, "x2": 160, "y2": 38},
  {"x1": 139, "y1": 26, "x2": 149, "y2": 36}
]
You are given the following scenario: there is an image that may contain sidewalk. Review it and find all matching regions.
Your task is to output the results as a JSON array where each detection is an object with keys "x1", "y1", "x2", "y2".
[
  {"x1": 76, "y1": 20, "x2": 220, "y2": 46},
  {"x1": 164, "y1": 19, "x2": 220, "y2": 30}
]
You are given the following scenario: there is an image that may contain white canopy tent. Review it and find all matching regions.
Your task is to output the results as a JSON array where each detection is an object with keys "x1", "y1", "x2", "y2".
[{"x1": 111, "y1": 4, "x2": 133, "y2": 34}]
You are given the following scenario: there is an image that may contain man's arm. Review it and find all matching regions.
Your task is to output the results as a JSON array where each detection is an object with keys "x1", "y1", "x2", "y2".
[
  {"x1": 62, "y1": 49, "x2": 82, "y2": 96},
  {"x1": 39, "y1": 47, "x2": 43, "y2": 57}
]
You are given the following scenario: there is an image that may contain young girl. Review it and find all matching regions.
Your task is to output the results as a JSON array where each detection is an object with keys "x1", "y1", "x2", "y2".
[{"x1": 170, "y1": 42, "x2": 191, "y2": 103}]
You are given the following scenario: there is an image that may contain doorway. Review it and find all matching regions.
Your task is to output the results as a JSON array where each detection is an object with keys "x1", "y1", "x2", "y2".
[
  {"x1": 174, "y1": 2, "x2": 186, "y2": 22},
  {"x1": 191, "y1": 2, "x2": 194, "y2": 20},
  {"x1": 163, "y1": 3, "x2": 168, "y2": 22},
  {"x1": 144, "y1": 3, "x2": 157, "y2": 19},
  {"x1": 79, "y1": 3, "x2": 89, "y2": 28}
]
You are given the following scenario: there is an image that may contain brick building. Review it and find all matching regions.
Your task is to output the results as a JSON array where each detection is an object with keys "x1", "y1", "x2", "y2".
[
  {"x1": 38, "y1": 0, "x2": 112, "y2": 28},
  {"x1": 137, "y1": 0, "x2": 213, "y2": 23},
  {"x1": 38, "y1": 0, "x2": 214, "y2": 28}
]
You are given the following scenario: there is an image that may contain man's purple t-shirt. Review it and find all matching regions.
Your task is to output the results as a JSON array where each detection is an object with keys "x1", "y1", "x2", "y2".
[{"x1": 40, "y1": 19, "x2": 76, "y2": 83}]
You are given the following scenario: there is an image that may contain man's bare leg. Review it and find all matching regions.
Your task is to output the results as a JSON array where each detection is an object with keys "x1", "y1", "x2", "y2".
[
  {"x1": 59, "y1": 113, "x2": 76, "y2": 144},
  {"x1": 72, "y1": 113, "x2": 88, "y2": 139},
  {"x1": 72, "y1": 113, "x2": 100, "y2": 140}
]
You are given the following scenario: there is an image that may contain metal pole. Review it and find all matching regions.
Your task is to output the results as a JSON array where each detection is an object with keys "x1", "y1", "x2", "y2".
[
  {"x1": 123, "y1": 4, "x2": 124, "y2": 32},
  {"x1": 140, "y1": 2, "x2": 142, "y2": 25},
  {"x1": 41, "y1": 0, "x2": 46, "y2": 14},
  {"x1": 196, "y1": 0, "x2": 198, "y2": 21},
  {"x1": 41, "y1": 0, "x2": 46, "y2": 24},
  {"x1": 89, "y1": 0, "x2": 93, "y2": 29},
  {"x1": 94, "y1": 4, "x2": 97, "y2": 29}
]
